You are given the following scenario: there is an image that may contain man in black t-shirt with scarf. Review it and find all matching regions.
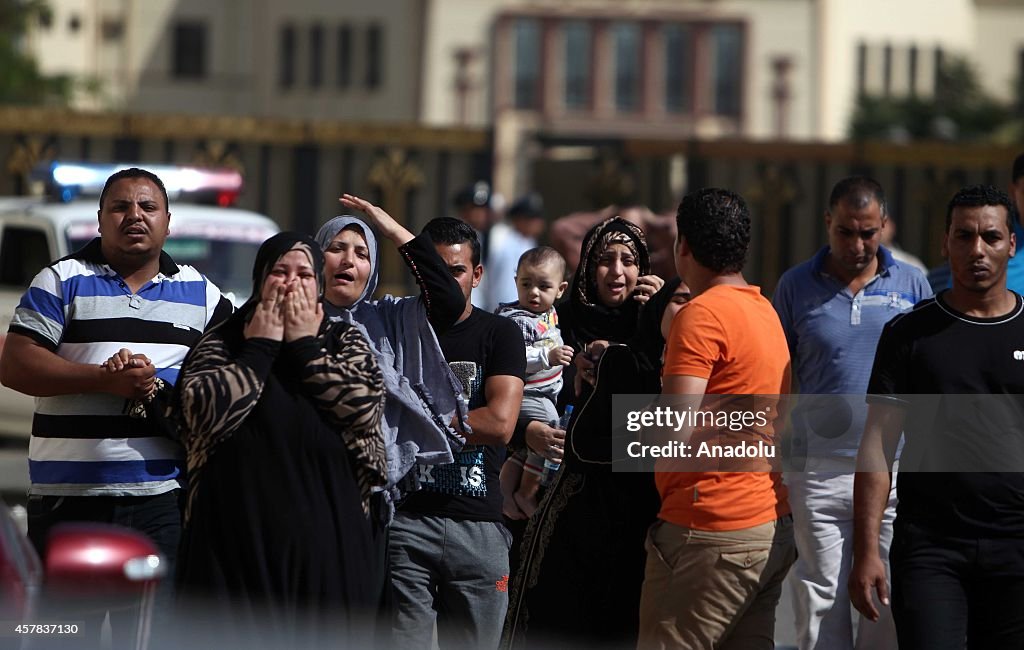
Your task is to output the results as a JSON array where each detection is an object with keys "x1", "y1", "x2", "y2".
[
  {"x1": 850, "y1": 185, "x2": 1024, "y2": 649},
  {"x1": 389, "y1": 217, "x2": 526, "y2": 650}
]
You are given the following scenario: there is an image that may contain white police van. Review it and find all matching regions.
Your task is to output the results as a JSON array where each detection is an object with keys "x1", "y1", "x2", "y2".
[{"x1": 0, "y1": 162, "x2": 280, "y2": 439}]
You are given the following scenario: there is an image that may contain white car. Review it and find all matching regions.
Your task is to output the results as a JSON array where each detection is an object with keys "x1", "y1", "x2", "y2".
[{"x1": 0, "y1": 197, "x2": 280, "y2": 439}]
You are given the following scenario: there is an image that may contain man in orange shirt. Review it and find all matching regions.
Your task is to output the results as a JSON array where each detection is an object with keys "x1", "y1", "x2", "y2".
[{"x1": 637, "y1": 188, "x2": 796, "y2": 650}]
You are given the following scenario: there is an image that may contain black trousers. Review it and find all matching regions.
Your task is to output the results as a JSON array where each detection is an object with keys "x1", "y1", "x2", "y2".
[
  {"x1": 27, "y1": 490, "x2": 182, "y2": 650},
  {"x1": 890, "y1": 519, "x2": 1024, "y2": 650}
]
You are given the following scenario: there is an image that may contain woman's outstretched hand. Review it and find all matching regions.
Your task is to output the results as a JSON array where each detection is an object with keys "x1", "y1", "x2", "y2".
[{"x1": 339, "y1": 193, "x2": 414, "y2": 246}]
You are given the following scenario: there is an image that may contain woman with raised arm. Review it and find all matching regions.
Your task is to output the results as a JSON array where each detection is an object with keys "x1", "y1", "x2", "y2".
[
  {"x1": 315, "y1": 195, "x2": 470, "y2": 506},
  {"x1": 176, "y1": 232, "x2": 386, "y2": 647}
]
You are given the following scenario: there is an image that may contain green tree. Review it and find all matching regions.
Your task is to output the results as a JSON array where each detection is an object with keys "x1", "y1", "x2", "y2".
[
  {"x1": 0, "y1": 0, "x2": 70, "y2": 104},
  {"x1": 849, "y1": 55, "x2": 1013, "y2": 142}
]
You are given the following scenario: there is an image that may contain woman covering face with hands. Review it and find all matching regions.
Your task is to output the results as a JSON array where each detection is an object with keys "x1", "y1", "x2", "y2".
[{"x1": 175, "y1": 232, "x2": 386, "y2": 648}]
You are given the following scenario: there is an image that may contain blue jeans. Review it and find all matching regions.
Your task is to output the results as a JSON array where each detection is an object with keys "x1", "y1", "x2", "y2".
[
  {"x1": 27, "y1": 490, "x2": 182, "y2": 650},
  {"x1": 389, "y1": 512, "x2": 511, "y2": 650}
]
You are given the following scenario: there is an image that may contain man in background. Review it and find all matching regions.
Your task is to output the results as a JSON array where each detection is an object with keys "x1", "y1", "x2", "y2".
[{"x1": 774, "y1": 177, "x2": 930, "y2": 650}]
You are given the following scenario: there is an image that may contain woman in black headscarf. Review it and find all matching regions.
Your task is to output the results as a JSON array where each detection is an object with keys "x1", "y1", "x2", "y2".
[
  {"x1": 175, "y1": 232, "x2": 386, "y2": 648},
  {"x1": 502, "y1": 217, "x2": 687, "y2": 649}
]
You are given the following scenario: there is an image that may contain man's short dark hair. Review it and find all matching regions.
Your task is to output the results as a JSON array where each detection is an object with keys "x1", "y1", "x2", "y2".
[
  {"x1": 828, "y1": 176, "x2": 887, "y2": 217},
  {"x1": 1012, "y1": 153, "x2": 1024, "y2": 185},
  {"x1": 946, "y1": 184, "x2": 1019, "y2": 232},
  {"x1": 99, "y1": 168, "x2": 169, "y2": 211},
  {"x1": 516, "y1": 246, "x2": 566, "y2": 278},
  {"x1": 422, "y1": 217, "x2": 481, "y2": 266},
  {"x1": 676, "y1": 188, "x2": 750, "y2": 274}
]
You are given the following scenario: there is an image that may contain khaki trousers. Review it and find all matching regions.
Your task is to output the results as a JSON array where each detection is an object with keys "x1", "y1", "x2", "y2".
[{"x1": 637, "y1": 516, "x2": 797, "y2": 650}]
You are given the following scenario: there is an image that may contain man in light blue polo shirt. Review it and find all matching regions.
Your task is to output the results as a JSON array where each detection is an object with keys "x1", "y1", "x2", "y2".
[{"x1": 773, "y1": 177, "x2": 931, "y2": 650}]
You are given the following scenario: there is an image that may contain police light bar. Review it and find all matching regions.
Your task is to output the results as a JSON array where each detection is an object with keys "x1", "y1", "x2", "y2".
[{"x1": 33, "y1": 162, "x2": 244, "y2": 205}]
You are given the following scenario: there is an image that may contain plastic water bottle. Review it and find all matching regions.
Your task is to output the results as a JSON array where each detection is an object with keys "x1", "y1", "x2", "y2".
[{"x1": 543, "y1": 405, "x2": 573, "y2": 475}]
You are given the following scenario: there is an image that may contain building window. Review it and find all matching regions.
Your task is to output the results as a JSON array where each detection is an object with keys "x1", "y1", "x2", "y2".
[
  {"x1": 309, "y1": 24, "x2": 324, "y2": 88},
  {"x1": 933, "y1": 46, "x2": 944, "y2": 92},
  {"x1": 68, "y1": 14, "x2": 81, "y2": 33},
  {"x1": 172, "y1": 22, "x2": 207, "y2": 79},
  {"x1": 613, "y1": 22, "x2": 641, "y2": 112},
  {"x1": 882, "y1": 43, "x2": 893, "y2": 96},
  {"x1": 564, "y1": 20, "x2": 592, "y2": 110},
  {"x1": 336, "y1": 25, "x2": 352, "y2": 89},
  {"x1": 279, "y1": 25, "x2": 296, "y2": 89},
  {"x1": 366, "y1": 23, "x2": 382, "y2": 89},
  {"x1": 711, "y1": 24, "x2": 742, "y2": 117},
  {"x1": 664, "y1": 24, "x2": 693, "y2": 114},
  {"x1": 100, "y1": 17, "x2": 123, "y2": 41},
  {"x1": 908, "y1": 45, "x2": 918, "y2": 96},
  {"x1": 856, "y1": 41, "x2": 868, "y2": 95},
  {"x1": 513, "y1": 18, "x2": 541, "y2": 109}
]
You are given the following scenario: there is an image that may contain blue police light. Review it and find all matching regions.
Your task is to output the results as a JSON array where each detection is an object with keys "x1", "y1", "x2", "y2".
[{"x1": 34, "y1": 162, "x2": 244, "y2": 205}]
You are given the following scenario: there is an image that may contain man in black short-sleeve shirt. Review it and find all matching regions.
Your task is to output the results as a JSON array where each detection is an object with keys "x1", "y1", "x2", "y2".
[
  {"x1": 850, "y1": 185, "x2": 1024, "y2": 650},
  {"x1": 389, "y1": 217, "x2": 525, "y2": 650}
]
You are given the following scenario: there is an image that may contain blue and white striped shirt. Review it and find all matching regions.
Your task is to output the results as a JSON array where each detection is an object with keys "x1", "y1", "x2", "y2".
[{"x1": 9, "y1": 238, "x2": 232, "y2": 496}]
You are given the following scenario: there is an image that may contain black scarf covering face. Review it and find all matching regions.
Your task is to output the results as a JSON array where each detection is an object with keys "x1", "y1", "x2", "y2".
[{"x1": 560, "y1": 216, "x2": 652, "y2": 348}]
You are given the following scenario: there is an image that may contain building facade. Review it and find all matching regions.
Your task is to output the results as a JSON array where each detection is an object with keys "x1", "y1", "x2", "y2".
[{"x1": 19, "y1": 0, "x2": 1024, "y2": 203}]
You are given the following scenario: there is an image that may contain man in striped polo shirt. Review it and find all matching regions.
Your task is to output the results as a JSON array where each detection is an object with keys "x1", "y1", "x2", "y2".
[{"x1": 0, "y1": 168, "x2": 232, "y2": 645}]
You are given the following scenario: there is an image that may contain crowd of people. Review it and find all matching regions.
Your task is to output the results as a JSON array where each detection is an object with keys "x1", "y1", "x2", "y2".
[{"x1": 2, "y1": 155, "x2": 1024, "y2": 650}]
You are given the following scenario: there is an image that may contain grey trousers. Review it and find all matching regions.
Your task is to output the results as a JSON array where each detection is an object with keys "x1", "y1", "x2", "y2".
[{"x1": 389, "y1": 512, "x2": 512, "y2": 650}]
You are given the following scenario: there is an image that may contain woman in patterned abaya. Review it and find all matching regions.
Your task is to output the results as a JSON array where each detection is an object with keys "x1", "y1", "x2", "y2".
[
  {"x1": 175, "y1": 232, "x2": 386, "y2": 648},
  {"x1": 503, "y1": 217, "x2": 684, "y2": 649}
]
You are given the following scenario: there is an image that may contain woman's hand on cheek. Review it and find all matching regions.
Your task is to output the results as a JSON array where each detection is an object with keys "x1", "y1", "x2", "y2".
[{"x1": 632, "y1": 274, "x2": 665, "y2": 304}]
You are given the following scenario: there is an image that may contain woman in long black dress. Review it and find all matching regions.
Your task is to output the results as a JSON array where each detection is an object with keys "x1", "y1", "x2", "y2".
[
  {"x1": 175, "y1": 232, "x2": 386, "y2": 648},
  {"x1": 503, "y1": 217, "x2": 684, "y2": 649}
]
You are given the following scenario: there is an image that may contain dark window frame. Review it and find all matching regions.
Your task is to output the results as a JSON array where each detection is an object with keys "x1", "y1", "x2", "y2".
[
  {"x1": 664, "y1": 22, "x2": 695, "y2": 114},
  {"x1": 856, "y1": 41, "x2": 868, "y2": 95},
  {"x1": 279, "y1": 24, "x2": 297, "y2": 89},
  {"x1": 612, "y1": 21, "x2": 642, "y2": 113},
  {"x1": 563, "y1": 20, "x2": 593, "y2": 111},
  {"x1": 336, "y1": 24, "x2": 352, "y2": 89},
  {"x1": 513, "y1": 17, "x2": 542, "y2": 110},
  {"x1": 709, "y1": 22, "x2": 743, "y2": 118},
  {"x1": 172, "y1": 21, "x2": 208, "y2": 80},
  {"x1": 365, "y1": 23, "x2": 383, "y2": 90},
  {"x1": 309, "y1": 24, "x2": 324, "y2": 88}
]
